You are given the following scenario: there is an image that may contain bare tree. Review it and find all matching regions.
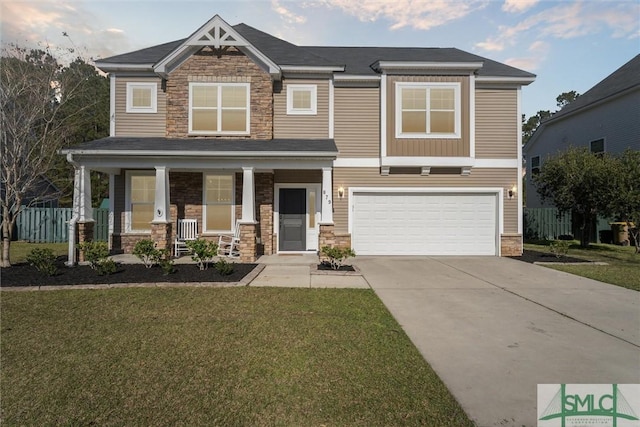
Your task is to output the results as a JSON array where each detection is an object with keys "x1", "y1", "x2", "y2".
[{"x1": 0, "y1": 45, "x2": 96, "y2": 266}]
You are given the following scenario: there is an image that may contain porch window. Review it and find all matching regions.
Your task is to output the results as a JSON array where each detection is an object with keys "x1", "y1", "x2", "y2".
[
  {"x1": 127, "y1": 173, "x2": 155, "y2": 232},
  {"x1": 287, "y1": 84, "x2": 317, "y2": 115},
  {"x1": 395, "y1": 82, "x2": 460, "y2": 138},
  {"x1": 126, "y1": 82, "x2": 157, "y2": 113},
  {"x1": 189, "y1": 83, "x2": 249, "y2": 135},
  {"x1": 204, "y1": 174, "x2": 234, "y2": 232}
]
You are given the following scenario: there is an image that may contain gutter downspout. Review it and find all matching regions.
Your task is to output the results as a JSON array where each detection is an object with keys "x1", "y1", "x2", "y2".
[{"x1": 66, "y1": 153, "x2": 80, "y2": 267}]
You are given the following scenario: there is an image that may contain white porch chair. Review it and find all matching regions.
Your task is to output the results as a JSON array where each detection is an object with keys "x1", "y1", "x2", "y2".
[
  {"x1": 174, "y1": 219, "x2": 198, "y2": 257},
  {"x1": 218, "y1": 221, "x2": 241, "y2": 258}
]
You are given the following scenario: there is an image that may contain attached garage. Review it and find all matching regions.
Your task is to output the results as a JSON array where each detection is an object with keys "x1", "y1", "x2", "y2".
[{"x1": 351, "y1": 190, "x2": 500, "y2": 256}]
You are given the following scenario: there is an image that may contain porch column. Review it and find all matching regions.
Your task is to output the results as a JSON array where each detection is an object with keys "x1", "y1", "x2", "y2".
[
  {"x1": 151, "y1": 166, "x2": 171, "y2": 250},
  {"x1": 239, "y1": 167, "x2": 257, "y2": 262},
  {"x1": 241, "y1": 167, "x2": 255, "y2": 223},
  {"x1": 76, "y1": 165, "x2": 94, "y2": 263},
  {"x1": 320, "y1": 167, "x2": 333, "y2": 224},
  {"x1": 78, "y1": 165, "x2": 93, "y2": 222},
  {"x1": 319, "y1": 167, "x2": 336, "y2": 254}
]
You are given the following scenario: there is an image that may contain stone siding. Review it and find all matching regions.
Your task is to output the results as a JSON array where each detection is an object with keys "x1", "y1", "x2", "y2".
[
  {"x1": 238, "y1": 223, "x2": 257, "y2": 262},
  {"x1": 77, "y1": 221, "x2": 94, "y2": 263},
  {"x1": 256, "y1": 172, "x2": 274, "y2": 255},
  {"x1": 500, "y1": 233, "x2": 523, "y2": 256},
  {"x1": 166, "y1": 46, "x2": 273, "y2": 139}
]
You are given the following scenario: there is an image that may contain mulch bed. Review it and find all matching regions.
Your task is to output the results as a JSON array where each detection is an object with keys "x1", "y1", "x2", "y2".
[
  {"x1": 317, "y1": 262, "x2": 356, "y2": 272},
  {"x1": 0, "y1": 258, "x2": 258, "y2": 288},
  {"x1": 509, "y1": 249, "x2": 592, "y2": 264}
]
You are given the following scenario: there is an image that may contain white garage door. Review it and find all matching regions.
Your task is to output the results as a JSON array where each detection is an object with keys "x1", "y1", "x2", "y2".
[{"x1": 352, "y1": 192, "x2": 498, "y2": 256}]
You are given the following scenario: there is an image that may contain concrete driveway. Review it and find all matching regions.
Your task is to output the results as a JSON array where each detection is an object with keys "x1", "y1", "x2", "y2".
[{"x1": 354, "y1": 256, "x2": 640, "y2": 427}]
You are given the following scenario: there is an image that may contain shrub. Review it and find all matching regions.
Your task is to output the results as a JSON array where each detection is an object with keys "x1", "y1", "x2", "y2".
[
  {"x1": 549, "y1": 240, "x2": 571, "y2": 259},
  {"x1": 185, "y1": 239, "x2": 218, "y2": 270},
  {"x1": 133, "y1": 239, "x2": 162, "y2": 269},
  {"x1": 78, "y1": 241, "x2": 109, "y2": 270},
  {"x1": 321, "y1": 246, "x2": 356, "y2": 270},
  {"x1": 26, "y1": 248, "x2": 57, "y2": 276},
  {"x1": 97, "y1": 258, "x2": 117, "y2": 276},
  {"x1": 157, "y1": 249, "x2": 175, "y2": 276},
  {"x1": 214, "y1": 258, "x2": 234, "y2": 275}
]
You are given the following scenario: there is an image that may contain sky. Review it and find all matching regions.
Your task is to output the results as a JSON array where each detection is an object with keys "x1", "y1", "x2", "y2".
[{"x1": 1, "y1": 0, "x2": 639, "y2": 118}]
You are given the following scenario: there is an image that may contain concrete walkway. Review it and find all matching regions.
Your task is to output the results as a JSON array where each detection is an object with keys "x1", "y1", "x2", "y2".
[
  {"x1": 353, "y1": 256, "x2": 640, "y2": 427},
  {"x1": 250, "y1": 254, "x2": 369, "y2": 288}
]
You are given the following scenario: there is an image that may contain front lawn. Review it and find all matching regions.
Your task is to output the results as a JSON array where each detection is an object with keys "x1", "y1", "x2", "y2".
[
  {"x1": 524, "y1": 242, "x2": 639, "y2": 291},
  {"x1": 1, "y1": 287, "x2": 472, "y2": 426},
  {"x1": 2, "y1": 241, "x2": 68, "y2": 264}
]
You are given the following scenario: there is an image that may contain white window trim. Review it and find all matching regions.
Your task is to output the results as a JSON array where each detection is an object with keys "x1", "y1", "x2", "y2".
[
  {"x1": 188, "y1": 82, "x2": 250, "y2": 136},
  {"x1": 125, "y1": 170, "x2": 155, "y2": 233},
  {"x1": 125, "y1": 82, "x2": 157, "y2": 113},
  {"x1": 286, "y1": 84, "x2": 317, "y2": 115},
  {"x1": 202, "y1": 173, "x2": 235, "y2": 234},
  {"x1": 395, "y1": 82, "x2": 461, "y2": 139}
]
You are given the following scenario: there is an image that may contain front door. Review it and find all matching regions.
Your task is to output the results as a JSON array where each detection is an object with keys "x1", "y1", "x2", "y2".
[{"x1": 279, "y1": 188, "x2": 306, "y2": 251}]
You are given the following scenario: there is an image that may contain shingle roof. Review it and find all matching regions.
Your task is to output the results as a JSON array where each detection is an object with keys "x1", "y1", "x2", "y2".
[
  {"x1": 95, "y1": 21, "x2": 535, "y2": 79},
  {"x1": 61, "y1": 137, "x2": 338, "y2": 156},
  {"x1": 547, "y1": 54, "x2": 640, "y2": 121}
]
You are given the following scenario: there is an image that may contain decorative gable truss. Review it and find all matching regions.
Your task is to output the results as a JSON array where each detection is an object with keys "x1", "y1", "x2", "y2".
[{"x1": 154, "y1": 15, "x2": 280, "y2": 78}]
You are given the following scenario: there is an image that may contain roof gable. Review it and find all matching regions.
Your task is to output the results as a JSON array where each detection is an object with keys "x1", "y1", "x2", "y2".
[{"x1": 153, "y1": 15, "x2": 280, "y2": 77}]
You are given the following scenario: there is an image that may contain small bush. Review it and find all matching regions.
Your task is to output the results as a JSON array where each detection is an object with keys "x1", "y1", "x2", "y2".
[
  {"x1": 321, "y1": 246, "x2": 356, "y2": 270},
  {"x1": 97, "y1": 258, "x2": 117, "y2": 276},
  {"x1": 78, "y1": 241, "x2": 109, "y2": 270},
  {"x1": 549, "y1": 240, "x2": 571, "y2": 258},
  {"x1": 214, "y1": 258, "x2": 234, "y2": 276},
  {"x1": 133, "y1": 239, "x2": 162, "y2": 269},
  {"x1": 157, "y1": 249, "x2": 175, "y2": 276},
  {"x1": 26, "y1": 248, "x2": 57, "y2": 276},
  {"x1": 185, "y1": 239, "x2": 218, "y2": 270}
]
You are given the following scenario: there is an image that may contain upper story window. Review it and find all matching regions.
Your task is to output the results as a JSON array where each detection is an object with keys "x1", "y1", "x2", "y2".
[
  {"x1": 189, "y1": 83, "x2": 250, "y2": 135},
  {"x1": 126, "y1": 172, "x2": 155, "y2": 232},
  {"x1": 287, "y1": 84, "x2": 317, "y2": 115},
  {"x1": 530, "y1": 156, "x2": 540, "y2": 175},
  {"x1": 590, "y1": 138, "x2": 605, "y2": 154},
  {"x1": 204, "y1": 174, "x2": 234, "y2": 232},
  {"x1": 126, "y1": 82, "x2": 157, "y2": 113},
  {"x1": 395, "y1": 82, "x2": 461, "y2": 139}
]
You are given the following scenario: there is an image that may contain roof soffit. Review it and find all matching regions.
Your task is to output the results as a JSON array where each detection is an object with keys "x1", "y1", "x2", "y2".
[{"x1": 153, "y1": 15, "x2": 280, "y2": 77}]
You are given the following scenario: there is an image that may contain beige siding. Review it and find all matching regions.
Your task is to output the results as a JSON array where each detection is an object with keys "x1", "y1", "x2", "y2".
[
  {"x1": 274, "y1": 79, "x2": 329, "y2": 138},
  {"x1": 335, "y1": 87, "x2": 380, "y2": 157},
  {"x1": 274, "y1": 170, "x2": 322, "y2": 183},
  {"x1": 475, "y1": 89, "x2": 518, "y2": 159},
  {"x1": 115, "y1": 77, "x2": 166, "y2": 137},
  {"x1": 387, "y1": 76, "x2": 470, "y2": 157},
  {"x1": 333, "y1": 167, "x2": 519, "y2": 234}
]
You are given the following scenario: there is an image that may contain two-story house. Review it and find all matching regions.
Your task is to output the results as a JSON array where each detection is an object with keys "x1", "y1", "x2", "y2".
[{"x1": 62, "y1": 15, "x2": 535, "y2": 263}]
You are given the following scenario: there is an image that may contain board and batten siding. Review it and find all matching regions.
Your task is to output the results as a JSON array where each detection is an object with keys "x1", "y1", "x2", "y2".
[
  {"x1": 114, "y1": 77, "x2": 166, "y2": 137},
  {"x1": 475, "y1": 89, "x2": 518, "y2": 159},
  {"x1": 273, "y1": 79, "x2": 329, "y2": 139},
  {"x1": 334, "y1": 87, "x2": 380, "y2": 157},
  {"x1": 387, "y1": 75, "x2": 470, "y2": 157},
  {"x1": 332, "y1": 167, "x2": 519, "y2": 235}
]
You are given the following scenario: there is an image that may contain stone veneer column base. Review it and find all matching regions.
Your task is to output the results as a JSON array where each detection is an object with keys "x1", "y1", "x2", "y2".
[
  {"x1": 77, "y1": 221, "x2": 95, "y2": 263},
  {"x1": 239, "y1": 223, "x2": 257, "y2": 262},
  {"x1": 500, "y1": 233, "x2": 523, "y2": 256},
  {"x1": 318, "y1": 224, "x2": 336, "y2": 263},
  {"x1": 151, "y1": 222, "x2": 172, "y2": 252}
]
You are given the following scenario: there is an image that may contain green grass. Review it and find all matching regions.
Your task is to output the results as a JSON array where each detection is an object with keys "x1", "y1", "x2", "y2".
[
  {"x1": 1, "y1": 287, "x2": 472, "y2": 426},
  {"x1": 2, "y1": 242, "x2": 68, "y2": 264},
  {"x1": 524, "y1": 241, "x2": 640, "y2": 291}
]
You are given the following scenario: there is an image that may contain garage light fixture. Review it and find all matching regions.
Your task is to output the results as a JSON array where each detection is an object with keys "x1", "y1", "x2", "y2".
[
  {"x1": 507, "y1": 185, "x2": 517, "y2": 200},
  {"x1": 338, "y1": 186, "x2": 345, "y2": 199}
]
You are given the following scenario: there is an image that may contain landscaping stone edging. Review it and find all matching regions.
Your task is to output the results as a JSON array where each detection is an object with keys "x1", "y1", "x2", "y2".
[{"x1": 0, "y1": 264, "x2": 266, "y2": 292}]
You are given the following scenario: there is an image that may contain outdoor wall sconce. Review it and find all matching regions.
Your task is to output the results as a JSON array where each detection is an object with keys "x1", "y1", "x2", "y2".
[
  {"x1": 507, "y1": 185, "x2": 517, "y2": 200},
  {"x1": 338, "y1": 186, "x2": 345, "y2": 199}
]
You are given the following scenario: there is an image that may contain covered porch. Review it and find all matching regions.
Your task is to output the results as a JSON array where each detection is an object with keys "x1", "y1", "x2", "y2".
[{"x1": 61, "y1": 137, "x2": 338, "y2": 264}]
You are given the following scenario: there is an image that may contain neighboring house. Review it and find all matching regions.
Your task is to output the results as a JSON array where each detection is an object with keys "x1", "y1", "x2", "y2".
[
  {"x1": 61, "y1": 15, "x2": 535, "y2": 263},
  {"x1": 524, "y1": 54, "x2": 640, "y2": 209},
  {"x1": 0, "y1": 175, "x2": 60, "y2": 209}
]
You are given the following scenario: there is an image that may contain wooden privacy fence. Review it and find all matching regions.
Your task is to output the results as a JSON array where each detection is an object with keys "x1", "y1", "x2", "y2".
[
  {"x1": 15, "y1": 207, "x2": 109, "y2": 243},
  {"x1": 523, "y1": 207, "x2": 572, "y2": 240}
]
